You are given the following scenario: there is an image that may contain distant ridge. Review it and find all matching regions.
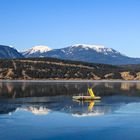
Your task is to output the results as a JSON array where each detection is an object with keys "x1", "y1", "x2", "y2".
[
  {"x1": 0, "y1": 45, "x2": 23, "y2": 59},
  {"x1": 22, "y1": 44, "x2": 140, "y2": 65}
]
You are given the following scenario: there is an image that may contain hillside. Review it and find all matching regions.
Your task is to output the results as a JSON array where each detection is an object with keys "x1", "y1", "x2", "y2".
[
  {"x1": 0, "y1": 45, "x2": 23, "y2": 58},
  {"x1": 0, "y1": 57, "x2": 139, "y2": 80}
]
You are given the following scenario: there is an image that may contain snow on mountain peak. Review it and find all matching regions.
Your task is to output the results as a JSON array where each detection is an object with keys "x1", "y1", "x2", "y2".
[
  {"x1": 69, "y1": 44, "x2": 115, "y2": 53},
  {"x1": 71, "y1": 44, "x2": 105, "y2": 49},
  {"x1": 30, "y1": 46, "x2": 52, "y2": 53}
]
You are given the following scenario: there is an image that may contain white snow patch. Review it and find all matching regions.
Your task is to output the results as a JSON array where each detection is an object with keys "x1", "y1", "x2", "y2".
[
  {"x1": 69, "y1": 44, "x2": 114, "y2": 53},
  {"x1": 23, "y1": 45, "x2": 52, "y2": 55}
]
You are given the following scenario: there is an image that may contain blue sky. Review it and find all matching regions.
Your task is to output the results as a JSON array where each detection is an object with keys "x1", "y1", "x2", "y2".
[{"x1": 0, "y1": 0, "x2": 140, "y2": 57}]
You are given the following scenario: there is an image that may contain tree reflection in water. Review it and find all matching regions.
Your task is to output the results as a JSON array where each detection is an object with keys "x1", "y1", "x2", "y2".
[
  {"x1": 0, "y1": 81, "x2": 140, "y2": 117},
  {"x1": 0, "y1": 81, "x2": 140, "y2": 98}
]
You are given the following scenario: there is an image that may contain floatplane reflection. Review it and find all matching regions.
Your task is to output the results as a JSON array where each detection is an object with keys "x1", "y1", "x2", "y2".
[
  {"x1": 73, "y1": 99, "x2": 101, "y2": 111},
  {"x1": 72, "y1": 99, "x2": 104, "y2": 117},
  {"x1": 72, "y1": 85, "x2": 103, "y2": 117},
  {"x1": 72, "y1": 85, "x2": 101, "y2": 111}
]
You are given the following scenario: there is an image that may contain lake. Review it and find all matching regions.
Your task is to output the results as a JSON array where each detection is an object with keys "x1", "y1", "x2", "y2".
[{"x1": 0, "y1": 81, "x2": 140, "y2": 140}]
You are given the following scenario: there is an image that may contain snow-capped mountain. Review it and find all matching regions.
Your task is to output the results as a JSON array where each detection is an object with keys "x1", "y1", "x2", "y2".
[
  {"x1": 59, "y1": 44, "x2": 123, "y2": 56},
  {"x1": 0, "y1": 45, "x2": 23, "y2": 58},
  {"x1": 67, "y1": 44, "x2": 114, "y2": 53},
  {"x1": 22, "y1": 44, "x2": 140, "y2": 65},
  {"x1": 22, "y1": 45, "x2": 52, "y2": 58},
  {"x1": 43, "y1": 44, "x2": 140, "y2": 65}
]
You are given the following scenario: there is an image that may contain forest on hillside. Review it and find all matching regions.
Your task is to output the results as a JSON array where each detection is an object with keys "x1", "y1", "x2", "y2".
[{"x1": 0, "y1": 57, "x2": 139, "y2": 80}]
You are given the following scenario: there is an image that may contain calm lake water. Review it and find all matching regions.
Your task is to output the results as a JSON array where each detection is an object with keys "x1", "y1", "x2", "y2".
[{"x1": 0, "y1": 81, "x2": 140, "y2": 140}]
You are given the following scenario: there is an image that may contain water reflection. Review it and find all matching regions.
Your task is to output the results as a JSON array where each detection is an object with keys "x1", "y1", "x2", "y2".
[
  {"x1": 88, "y1": 101, "x2": 95, "y2": 111},
  {"x1": 0, "y1": 81, "x2": 140, "y2": 98},
  {"x1": 72, "y1": 100, "x2": 105, "y2": 117},
  {"x1": 1, "y1": 82, "x2": 140, "y2": 140},
  {"x1": 16, "y1": 106, "x2": 51, "y2": 115},
  {"x1": 0, "y1": 81, "x2": 140, "y2": 117},
  {"x1": 1, "y1": 95, "x2": 140, "y2": 118}
]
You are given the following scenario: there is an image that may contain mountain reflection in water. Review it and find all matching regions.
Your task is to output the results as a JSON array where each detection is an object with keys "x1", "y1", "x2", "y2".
[
  {"x1": 0, "y1": 81, "x2": 140, "y2": 117},
  {"x1": 0, "y1": 82, "x2": 140, "y2": 117},
  {"x1": 1, "y1": 81, "x2": 140, "y2": 140},
  {"x1": 1, "y1": 96, "x2": 140, "y2": 117}
]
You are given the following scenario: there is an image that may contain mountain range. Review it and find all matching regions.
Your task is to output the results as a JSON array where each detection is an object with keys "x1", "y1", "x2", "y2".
[
  {"x1": 0, "y1": 44, "x2": 140, "y2": 65},
  {"x1": 22, "y1": 44, "x2": 140, "y2": 65}
]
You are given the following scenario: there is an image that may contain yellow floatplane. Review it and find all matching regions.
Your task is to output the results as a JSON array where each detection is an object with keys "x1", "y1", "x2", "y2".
[{"x1": 72, "y1": 88, "x2": 101, "y2": 100}]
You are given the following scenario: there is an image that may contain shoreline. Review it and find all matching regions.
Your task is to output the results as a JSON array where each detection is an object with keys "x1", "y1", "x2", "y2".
[{"x1": 0, "y1": 79, "x2": 140, "y2": 83}]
